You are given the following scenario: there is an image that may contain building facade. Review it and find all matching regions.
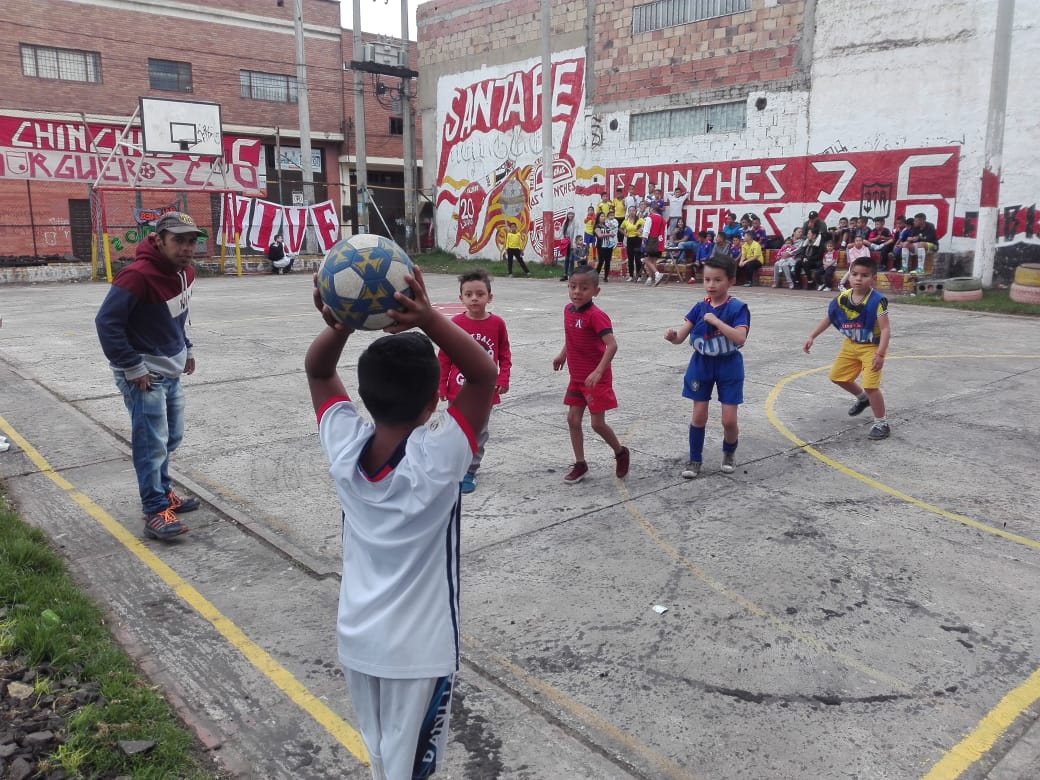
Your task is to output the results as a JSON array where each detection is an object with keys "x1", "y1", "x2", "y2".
[
  {"x1": 2, "y1": 0, "x2": 420, "y2": 263},
  {"x1": 417, "y1": 0, "x2": 1037, "y2": 282}
]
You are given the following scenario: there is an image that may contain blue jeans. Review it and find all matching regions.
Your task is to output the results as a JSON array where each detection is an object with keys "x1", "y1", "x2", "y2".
[{"x1": 114, "y1": 371, "x2": 185, "y2": 514}]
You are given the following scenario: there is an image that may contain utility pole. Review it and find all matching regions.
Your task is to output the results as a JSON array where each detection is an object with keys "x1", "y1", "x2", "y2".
[
  {"x1": 401, "y1": 0, "x2": 418, "y2": 253},
  {"x1": 540, "y1": 0, "x2": 553, "y2": 267},
  {"x1": 351, "y1": 0, "x2": 369, "y2": 234},
  {"x1": 292, "y1": 0, "x2": 317, "y2": 251},
  {"x1": 973, "y1": 0, "x2": 1014, "y2": 286}
]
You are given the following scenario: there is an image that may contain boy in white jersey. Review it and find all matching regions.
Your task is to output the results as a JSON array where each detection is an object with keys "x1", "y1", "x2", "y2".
[{"x1": 306, "y1": 267, "x2": 496, "y2": 780}]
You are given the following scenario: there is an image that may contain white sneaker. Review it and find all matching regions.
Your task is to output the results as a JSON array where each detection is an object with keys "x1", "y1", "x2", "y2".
[
  {"x1": 816, "y1": 284, "x2": 824, "y2": 291},
  {"x1": 0, "y1": 442, "x2": 9, "y2": 453},
  {"x1": 645, "y1": 277, "x2": 653, "y2": 286},
  {"x1": 654, "y1": 272, "x2": 665, "y2": 287}
]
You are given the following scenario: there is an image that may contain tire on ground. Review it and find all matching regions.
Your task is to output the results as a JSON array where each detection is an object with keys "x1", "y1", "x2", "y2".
[
  {"x1": 1013, "y1": 264, "x2": 1040, "y2": 287},
  {"x1": 943, "y1": 277, "x2": 983, "y2": 292},
  {"x1": 1010, "y1": 283, "x2": 1040, "y2": 305},
  {"x1": 943, "y1": 288, "x2": 984, "y2": 302}
]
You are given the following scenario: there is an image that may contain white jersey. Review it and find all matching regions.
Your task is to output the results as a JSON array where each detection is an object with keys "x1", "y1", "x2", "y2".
[
  {"x1": 319, "y1": 399, "x2": 475, "y2": 678},
  {"x1": 666, "y1": 193, "x2": 686, "y2": 220}
]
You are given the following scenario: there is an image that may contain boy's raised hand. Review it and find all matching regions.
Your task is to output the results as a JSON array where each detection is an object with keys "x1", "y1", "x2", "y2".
[
  {"x1": 384, "y1": 266, "x2": 433, "y2": 333},
  {"x1": 311, "y1": 273, "x2": 353, "y2": 332}
]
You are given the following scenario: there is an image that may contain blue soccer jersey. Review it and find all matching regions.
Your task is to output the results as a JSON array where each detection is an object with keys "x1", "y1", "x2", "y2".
[{"x1": 682, "y1": 296, "x2": 750, "y2": 405}]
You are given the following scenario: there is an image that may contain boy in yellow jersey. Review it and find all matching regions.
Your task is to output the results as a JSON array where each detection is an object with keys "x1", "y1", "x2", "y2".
[
  {"x1": 803, "y1": 256, "x2": 892, "y2": 440},
  {"x1": 504, "y1": 223, "x2": 530, "y2": 277}
]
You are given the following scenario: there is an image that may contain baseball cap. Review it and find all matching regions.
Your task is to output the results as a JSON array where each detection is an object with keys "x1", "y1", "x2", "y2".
[{"x1": 155, "y1": 212, "x2": 200, "y2": 235}]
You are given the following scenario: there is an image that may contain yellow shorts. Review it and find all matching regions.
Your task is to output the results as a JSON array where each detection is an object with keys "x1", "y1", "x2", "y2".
[{"x1": 829, "y1": 339, "x2": 883, "y2": 389}]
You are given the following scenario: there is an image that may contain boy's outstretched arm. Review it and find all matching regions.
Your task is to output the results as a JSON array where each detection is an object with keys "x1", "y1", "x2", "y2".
[
  {"x1": 387, "y1": 268, "x2": 496, "y2": 436},
  {"x1": 306, "y1": 275, "x2": 354, "y2": 414},
  {"x1": 803, "y1": 315, "x2": 831, "y2": 353},
  {"x1": 305, "y1": 327, "x2": 352, "y2": 414}
]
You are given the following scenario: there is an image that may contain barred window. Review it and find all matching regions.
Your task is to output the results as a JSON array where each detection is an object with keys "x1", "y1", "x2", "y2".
[
  {"x1": 149, "y1": 59, "x2": 193, "y2": 93},
  {"x1": 240, "y1": 70, "x2": 298, "y2": 104},
  {"x1": 633, "y1": 0, "x2": 751, "y2": 34},
  {"x1": 20, "y1": 44, "x2": 100, "y2": 83},
  {"x1": 630, "y1": 101, "x2": 746, "y2": 141}
]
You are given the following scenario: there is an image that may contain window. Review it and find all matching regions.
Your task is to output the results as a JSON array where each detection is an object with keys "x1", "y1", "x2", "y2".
[
  {"x1": 389, "y1": 117, "x2": 404, "y2": 136},
  {"x1": 633, "y1": 0, "x2": 751, "y2": 34},
  {"x1": 630, "y1": 101, "x2": 746, "y2": 141},
  {"x1": 20, "y1": 44, "x2": 100, "y2": 83},
  {"x1": 149, "y1": 59, "x2": 192, "y2": 92},
  {"x1": 240, "y1": 70, "x2": 298, "y2": 103}
]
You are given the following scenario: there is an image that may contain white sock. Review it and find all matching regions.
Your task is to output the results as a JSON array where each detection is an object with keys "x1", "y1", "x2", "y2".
[{"x1": 873, "y1": 416, "x2": 887, "y2": 424}]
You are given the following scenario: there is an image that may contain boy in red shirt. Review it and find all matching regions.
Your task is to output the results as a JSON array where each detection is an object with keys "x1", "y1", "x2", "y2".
[
  {"x1": 438, "y1": 269, "x2": 512, "y2": 494},
  {"x1": 552, "y1": 266, "x2": 630, "y2": 483}
]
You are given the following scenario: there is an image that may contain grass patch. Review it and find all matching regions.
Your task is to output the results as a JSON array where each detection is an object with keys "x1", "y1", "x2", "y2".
[
  {"x1": 412, "y1": 248, "x2": 566, "y2": 280},
  {"x1": 0, "y1": 496, "x2": 220, "y2": 779},
  {"x1": 896, "y1": 288, "x2": 1040, "y2": 316}
]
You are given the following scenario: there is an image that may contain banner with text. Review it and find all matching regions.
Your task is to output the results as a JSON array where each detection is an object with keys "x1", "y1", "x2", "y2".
[
  {"x1": 0, "y1": 115, "x2": 265, "y2": 194},
  {"x1": 219, "y1": 196, "x2": 341, "y2": 254}
]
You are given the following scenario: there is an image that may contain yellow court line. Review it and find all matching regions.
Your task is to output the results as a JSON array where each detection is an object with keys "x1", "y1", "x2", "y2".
[
  {"x1": 615, "y1": 482, "x2": 910, "y2": 693},
  {"x1": 921, "y1": 667, "x2": 1040, "y2": 779},
  {"x1": 0, "y1": 417, "x2": 369, "y2": 766},
  {"x1": 463, "y1": 635, "x2": 698, "y2": 780},
  {"x1": 764, "y1": 353, "x2": 1040, "y2": 780},
  {"x1": 765, "y1": 355, "x2": 1040, "y2": 552}
]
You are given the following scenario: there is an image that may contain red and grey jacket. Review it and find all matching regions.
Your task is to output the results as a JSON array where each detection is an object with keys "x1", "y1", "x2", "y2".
[{"x1": 95, "y1": 238, "x2": 194, "y2": 380}]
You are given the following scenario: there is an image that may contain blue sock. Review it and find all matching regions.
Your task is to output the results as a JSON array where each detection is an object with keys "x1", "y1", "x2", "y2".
[
  {"x1": 722, "y1": 438, "x2": 739, "y2": 453},
  {"x1": 689, "y1": 425, "x2": 706, "y2": 463}
]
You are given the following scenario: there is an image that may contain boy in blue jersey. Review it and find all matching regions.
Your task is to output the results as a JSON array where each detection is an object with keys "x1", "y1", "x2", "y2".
[
  {"x1": 664, "y1": 255, "x2": 750, "y2": 477},
  {"x1": 306, "y1": 267, "x2": 496, "y2": 780},
  {"x1": 804, "y1": 256, "x2": 891, "y2": 440}
]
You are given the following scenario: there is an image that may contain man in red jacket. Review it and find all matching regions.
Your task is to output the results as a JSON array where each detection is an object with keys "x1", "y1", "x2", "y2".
[{"x1": 95, "y1": 212, "x2": 203, "y2": 541}]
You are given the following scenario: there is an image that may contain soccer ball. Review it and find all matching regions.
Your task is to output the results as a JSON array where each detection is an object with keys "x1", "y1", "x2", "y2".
[{"x1": 317, "y1": 235, "x2": 415, "y2": 330}]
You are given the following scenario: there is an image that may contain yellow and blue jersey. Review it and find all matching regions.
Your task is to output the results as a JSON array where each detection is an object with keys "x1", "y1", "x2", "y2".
[{"x1": 828, "y1": 288, "x2": 887, "y2": 344}]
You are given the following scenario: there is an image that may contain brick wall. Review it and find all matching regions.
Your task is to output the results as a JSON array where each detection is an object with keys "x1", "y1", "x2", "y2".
[{"x1": 5, "y1": 0, "x2": 344, "y2": 136}]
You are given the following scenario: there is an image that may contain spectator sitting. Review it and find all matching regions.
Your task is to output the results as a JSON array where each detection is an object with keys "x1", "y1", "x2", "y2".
[
  {"x1": 900, "y1": 212, "x2": 938, "y2": 273},
  {"x1": 712, "y1": 231, "x2": 732, "y2": 264},
  {"x1": 814, "y1": 240, "x2": 838, "y2": 291},
  {"x1": 839, "y1": 235, "x2": 872, "y2": 288},
  {"x1": 749, "y1": 217, "x2": 769, "y2": 246},
  {"x1": 794, "y1": 228, "x2": 822, "y2": 289},
  {"x1": 721, "y1": 212, "x2": 743, "y2": 241},
  {"x1": 728, "y1": 236, "x2": 742, "y2": 261},
  {"x1": 867, "y1": 217, "x2": 894, "y2": 271},
  {"x1": 851, "y1": 216, "x2": 871, "y2": 242},
  {"x1": 667, "y1": 218, "x2": 696, "y2": 251},
  {"x1": 830, "y1": 217, "x2": 851, "y2": 249},
  {"x1": 692, "y1": 230, "x2": 715, "y2": 283},
  {"x1": 771, "y1": 229, "x2": 803, "y2": 289},
  {"x1": 737, "y1": 233, "x2": 764, "y2": 287},
  {"x1": 268, "y1": 233, "x2": 294, "y2": 274},
  {"x1": 891, "y1": 215, "x2": 914, "y2": 270}
]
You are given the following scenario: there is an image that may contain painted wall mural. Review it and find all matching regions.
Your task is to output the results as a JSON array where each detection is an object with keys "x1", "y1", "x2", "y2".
[
  {"x1": 435, "y1": 49, "x2": 594, "y2": 261},
  {"x1": 218, "y1": 196, "x2": 341, "y2": 254},
  {"x1": 607, "y1": 147, "x2": 960, "y2": 242}
]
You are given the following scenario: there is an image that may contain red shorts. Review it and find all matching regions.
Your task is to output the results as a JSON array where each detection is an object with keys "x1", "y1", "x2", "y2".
[{"x1": 565, "y1": 377, "x2": 618, "y2": 413}]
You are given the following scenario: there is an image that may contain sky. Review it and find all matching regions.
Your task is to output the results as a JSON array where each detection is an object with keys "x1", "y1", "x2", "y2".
[{"x1": 340, "y1": 0, "x2": 421, "y2": 40}]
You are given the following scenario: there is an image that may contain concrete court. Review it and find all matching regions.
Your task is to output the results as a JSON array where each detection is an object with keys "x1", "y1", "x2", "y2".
[{"x1": 0, "y1": 269, "x2": 1039, "y2": 780}]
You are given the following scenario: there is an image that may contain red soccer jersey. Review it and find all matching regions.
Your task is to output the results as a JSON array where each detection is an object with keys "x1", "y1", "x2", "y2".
[
  {"x1": 564, "y1": 302, "x2": 613, "y2": 383},
  {"x1": 438, "y1": 312, "x2": 512, "y2": 403}
]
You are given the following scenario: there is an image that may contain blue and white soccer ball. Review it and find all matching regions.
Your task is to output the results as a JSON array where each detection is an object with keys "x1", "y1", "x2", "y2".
[{"x1": 317, "y1": 235, "x2": 415, "y2": 330}]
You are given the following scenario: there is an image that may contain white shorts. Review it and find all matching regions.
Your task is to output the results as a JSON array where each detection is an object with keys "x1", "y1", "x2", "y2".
[{"x1": 344, "y1": 668, "x2": 455, "y2": 780}]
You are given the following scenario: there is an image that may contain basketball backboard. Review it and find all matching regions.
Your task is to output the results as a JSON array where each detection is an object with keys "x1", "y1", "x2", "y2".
[{"x1": 140, "y1": 97, "x2": 223, "y2": 156}]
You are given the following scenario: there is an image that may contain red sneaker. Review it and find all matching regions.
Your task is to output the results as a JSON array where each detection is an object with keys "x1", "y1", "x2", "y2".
[
  {"x1": 615, "y1": 447, "x2": 630, "y2": 479},
  {"x1": 563, "y1": 462, "x2": 588, "y2": 484}
]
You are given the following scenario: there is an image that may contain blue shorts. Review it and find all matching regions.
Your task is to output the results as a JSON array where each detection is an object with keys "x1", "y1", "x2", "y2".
[
  {"x1": 682, "y1": 352, "x2": 744, "y2": 405},
  {"x1": 583, "y1": 233, "x2": 596, "y2": 246}
]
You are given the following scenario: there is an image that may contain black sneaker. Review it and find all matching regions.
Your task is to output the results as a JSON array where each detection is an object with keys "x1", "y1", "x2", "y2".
[
  {"x1": 681, "y1": 461, "x2": 701, "y2": 479},
  {"x1": 167, "y1": 490, "x2": 200, "y2": 514},
  {"x1": 848, "y1": 396, "x2": 871, "y2": 416},
  {"x1": 868, "y1": 422, "x2": 891, "y2": 440},
  {"x1": 144, "y1": 508, "x2": 188, "y2": 540}
]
